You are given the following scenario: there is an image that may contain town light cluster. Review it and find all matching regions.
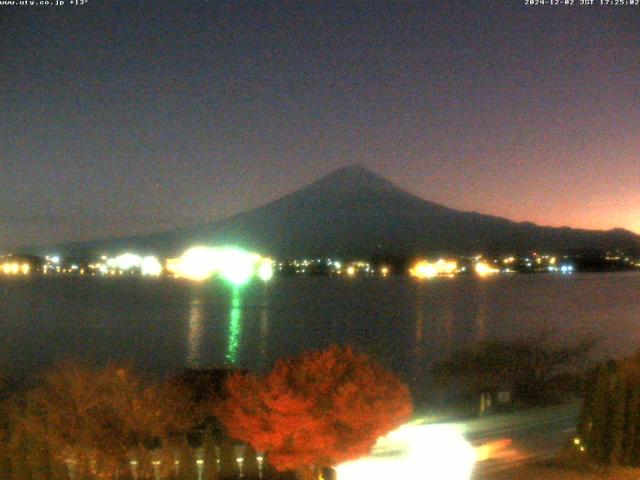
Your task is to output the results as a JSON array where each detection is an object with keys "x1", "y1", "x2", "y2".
[
  {"x1": 85, "y1": 254, "x2": 164, "y2": 277},
  {"x1": 105, "y1": 253, "x2": 163, "y2": 276},
  {"x1": 0, "y1": 261, "x2": 30, "y2": 275},
  {"x1": 408, "y1": 257, "x2": 519, "y2": 279}
]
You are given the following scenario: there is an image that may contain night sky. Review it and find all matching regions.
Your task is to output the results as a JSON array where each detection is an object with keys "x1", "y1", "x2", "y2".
[{"x1": 1, "y1": 0, "x2": 638, "y2": 249}]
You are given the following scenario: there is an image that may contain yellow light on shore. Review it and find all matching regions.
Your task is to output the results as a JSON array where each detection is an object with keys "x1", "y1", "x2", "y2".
[
  {"x1": 0, "y1": 261, "x2": 31, "y2": 275},
  {"x1": 475, "y1": 262, "x2": 500, "y2": 277},
  {"x1": 412, "y1": 262, "x2": 437, "y2": 278},
  {"x1": 410, "y1": 259, "x2": 458, "y2": 279}
]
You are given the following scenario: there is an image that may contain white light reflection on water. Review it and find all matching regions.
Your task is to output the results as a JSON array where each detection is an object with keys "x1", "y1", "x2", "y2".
[
  {"x1": 187, "y1": 296, "x2": 204, "y2": 367},
  {"x1": 258, "y1": 287, "x2": 270, "y2": 371}
]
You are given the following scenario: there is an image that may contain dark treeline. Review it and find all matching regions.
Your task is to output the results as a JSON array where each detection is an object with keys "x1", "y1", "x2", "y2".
[
  {"x1": 578, "y1": 353, "x2": 640, "y2": 466},
  {"x1": 0, "y1": 363, "x2": 268, "y2": 480},
  {"x1": 430, "y1": 333, "x2": 596, "y2": 415}
]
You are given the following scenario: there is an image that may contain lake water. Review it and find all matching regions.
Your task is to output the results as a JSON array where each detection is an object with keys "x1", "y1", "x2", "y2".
[{"x1": 1, "y1": 273, "x2": 639, "y2": 393}]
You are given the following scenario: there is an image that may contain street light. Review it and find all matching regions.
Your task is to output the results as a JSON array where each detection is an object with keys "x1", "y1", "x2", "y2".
[
  {"x1": 196, "y1": 458, "x2": 204, "y2": 480},
  {"x1": 256, "y1": 452, "x2": 265, "y2": 479},
  {"x1": 129, "y1": 460, "x2": 139, "y2": 480},
  {"x1": 214, "y1": 445, "x2": 222, "y2": 474},
  {"x1": 64, "y1": 458, "x2": 77, "y2": 480},
  {"x1": 152, "y1": 460, "x2": 161, "y2": 480},
  {"x1": 234, "y1": 444, "x2": 246, "y2": 478}
]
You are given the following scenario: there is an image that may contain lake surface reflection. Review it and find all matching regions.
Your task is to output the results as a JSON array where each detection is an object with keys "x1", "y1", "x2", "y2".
[{"x1": 1, "y1": 273, "x2": 639, "y2": 391}]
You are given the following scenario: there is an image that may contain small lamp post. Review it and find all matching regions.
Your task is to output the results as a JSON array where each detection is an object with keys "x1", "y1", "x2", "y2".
[
  {"x1": 214, "y1": 445, "x2": 221, "y2": 474},
  {"x1": 256, "y1": 452, "x2": 265, "y2": 480},
  {"x1": 129, "y1": 460, "x2": 139, "y2": 480},
  {"x1": 173, "y1": 459, "x2": 180, "y2": 478},
  {"x1": 152, "y1": 460, "x2": 161, "y2": 480},
  {"x1": 196, "y1": 458, "x2": 204, "y2": 480},
  {"x1": 234, "y1": 444, "x2": 246, "y2": 478},
  {"x1": 64, "y1": 458, "x2": 77, "y2": 480},
  {"x1": 235, "y1": 456, "x2": 244, "y2": 478}
]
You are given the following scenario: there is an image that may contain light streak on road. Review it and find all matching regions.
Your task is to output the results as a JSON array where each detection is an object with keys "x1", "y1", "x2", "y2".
[
  {"x1": 336, "y1": 423, "x2": 477, "y2": 480},
  {"x1": 336, "y1": 401, "x2": 581, "y2": 480}
]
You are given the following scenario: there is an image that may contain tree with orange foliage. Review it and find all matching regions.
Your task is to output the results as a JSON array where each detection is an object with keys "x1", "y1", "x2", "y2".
[{"x1": 217, "y1": 345, "x2": 413, "y2": 480}]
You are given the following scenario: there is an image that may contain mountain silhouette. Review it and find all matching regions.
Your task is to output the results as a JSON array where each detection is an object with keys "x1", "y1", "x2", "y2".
[{"x1": 38, "y1": 166, "x2": 640, "y2": 258}]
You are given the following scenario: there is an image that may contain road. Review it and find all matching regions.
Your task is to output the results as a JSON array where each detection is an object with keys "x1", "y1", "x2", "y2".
[
  {"x1": 463, "y1": 401, "x2": 581, "y2": 478},
  {"x1": 335, "y1": 401, "x2": 581, "y2": 480}
]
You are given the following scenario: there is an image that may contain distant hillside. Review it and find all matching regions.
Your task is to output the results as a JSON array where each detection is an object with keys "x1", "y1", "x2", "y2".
[{"x1": 31, "y1": 166, "x2": 640, "y2": 258}]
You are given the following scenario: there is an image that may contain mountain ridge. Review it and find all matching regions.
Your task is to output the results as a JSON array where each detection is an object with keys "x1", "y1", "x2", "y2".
[{"x1": 22, "y1": 166, "x2": 640, "y2": 258}]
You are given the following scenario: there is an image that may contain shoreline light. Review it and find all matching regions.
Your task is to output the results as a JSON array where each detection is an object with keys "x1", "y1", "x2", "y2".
[
  {"x1": 141, "y1": 256, "x2": 163, "y2": 276},
  {"x1": 1, "y1": 262, "x2": 31, "y2": 275},
  {"x1": 475, "y1": 262, "x2": 500, "y2": 277},
  {"x1": 257, "y1": 258, "x2": 274, "y2": 282},
  {"x1": 166, "y1": 246, "x2": 272, "y2": 284},
  {"x1": 410, "y1": 259, "x2": 458, "y2": 279}
]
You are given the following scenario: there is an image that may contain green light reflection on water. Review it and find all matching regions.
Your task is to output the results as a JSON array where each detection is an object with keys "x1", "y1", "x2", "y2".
[{"x1": 225, "y1": 286, "x2": 243, "y2": 365}]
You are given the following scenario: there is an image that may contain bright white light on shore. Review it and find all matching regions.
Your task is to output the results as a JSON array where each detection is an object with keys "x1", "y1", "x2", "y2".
[
  {"x1": 257, "y1": 258, "x2": 274, "y2": 282},
  {"x1": 108, "y1": 253, "x2": 142, "y2": 271},
  {"x1": 219, "y1": 249, "x2": 258, "y2": 286},
  {"x1": 168, "y1": 246, "x2": 219, "y2": 281},
  {"x1": 336, "y1": 424, "x2": 476, "y2": 480},
  {"x1": 167, "y1": 246, "x2": 269, "y2": 284},
  {"x1": 141, "y1": 256, "x2": 162, "y2": 276}
]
